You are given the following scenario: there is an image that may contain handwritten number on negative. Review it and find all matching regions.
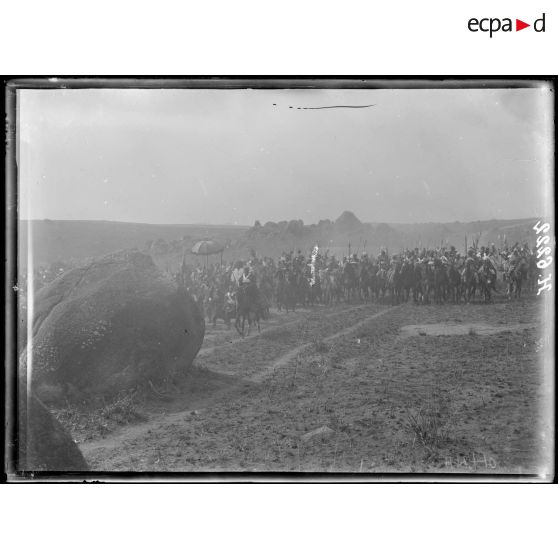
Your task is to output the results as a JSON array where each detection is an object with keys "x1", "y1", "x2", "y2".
[{"x1": 533, "y1": 221, "x2": 550, "y2": 235}]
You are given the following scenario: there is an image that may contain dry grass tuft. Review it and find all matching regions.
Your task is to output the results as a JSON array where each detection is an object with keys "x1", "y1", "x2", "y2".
[{"x1": 405, "y1": 406, "x2": 450, "y2": 452}]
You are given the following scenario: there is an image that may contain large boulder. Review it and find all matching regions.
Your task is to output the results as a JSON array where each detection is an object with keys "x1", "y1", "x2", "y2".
[
  {"x1": 17, "y1": 392, "x2": 88, "y2": 472},
  {"x1": 20, "y1": 250, "x2": 205, "y2": 404}
]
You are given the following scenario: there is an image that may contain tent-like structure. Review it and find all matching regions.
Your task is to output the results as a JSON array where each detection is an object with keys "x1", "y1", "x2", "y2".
[{"x1": 191, "y1": 239, "x2": 224, "y2": 267}]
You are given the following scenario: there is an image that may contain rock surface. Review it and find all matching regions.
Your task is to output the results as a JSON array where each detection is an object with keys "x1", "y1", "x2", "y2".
[
  {"x1": 17, "y1": 392, "x2": 88, "y2": 472},
  {"x1": 20, "y1": 250, "x2": 205, "y2": 404}
]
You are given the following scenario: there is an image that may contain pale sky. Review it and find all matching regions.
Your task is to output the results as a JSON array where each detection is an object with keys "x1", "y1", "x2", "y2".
[{"x1": 18, "y1": 85, "x2": 553, "y2": 225}]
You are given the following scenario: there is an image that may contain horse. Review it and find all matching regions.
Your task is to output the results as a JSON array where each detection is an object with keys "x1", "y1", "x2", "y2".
[
  {"x1": 322, "y1": 268, "x2": 343, "y2": 305},
  {"x1": 526, "y1": 254, "x2": 538, "y2": 293},
  {"x1": 205, "y1": 288, "x2": 237, "y2": 328},
  {"x1": 259, "y1": 274, "x2": 275, "y2": 309},
  {"x1": 342, "y1": 262, "x2": 359, "y2": 302},
  {"x1": 222, "y1": 293, "x2": 237, "y2": 328},
  {"x1": 414, "y1": 261, "x2": 434, "y2": 304},
  {"x1": 318, "y1": 269, "x2": 332, "y2": 305},
  {"x1": 235, "y1": 283, "x2": 264, "y2": 336},
  {"x1": 192, "y1": 283, "x2": 208, "y2": 317},
  {"x1": 204, "y1": 286, "x2": 222, "y2": 327},
  {"x1": 506, "y1": 258, "x2": 528, "y2": 300},
  {"x1": 366, "y1": 263, "x2": 379, "y2": 301},
  {"x1": 359, "y1": 263, "x2": 372, "y2": 301},
  {"x1": 461, "y1": 261, "x2": 477, "y2": 303},
  {"x1": 399, "y1": 260, "x2": 415, "y2": 303},
  {"x1": 412, "y1": 262, "x2": 424, "y2": 303},
  {"x1": 387, "y1": 262, "x2": 403, "y2": 305},
  {"x1": 477, "y1": 262, "x2": 496, "y2": 303},
  {"x1": 433, "y1": 261, "x2": 448, "y2": 304},
  {"x1": 286, "y1": 270, "x2": 301, "y2": 312},
  {"x1": 307, "y1": 274, "x2": 322, "y2": 306},
  {"x1": 375, "y1": 267, "x2": 389, "y2": 301},
  {"x1": 296, "y1": 271, "x2": 311, "y2": 307},
  {"x1": 275, "y1": 268, "x2": 296, "y2": 313},
  {"x1": 446, "y1": 263, "x2": 462, "y2": 303}
]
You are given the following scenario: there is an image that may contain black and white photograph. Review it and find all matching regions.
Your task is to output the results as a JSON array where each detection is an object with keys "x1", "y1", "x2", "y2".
[{"x1": 5, "y1": 78, "x2": 555, "y2": 479}]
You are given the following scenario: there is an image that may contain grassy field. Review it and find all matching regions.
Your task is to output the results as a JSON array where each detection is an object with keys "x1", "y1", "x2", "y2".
[{"x1": 64, "y1": 294, "x2": 552, "y2": 476}]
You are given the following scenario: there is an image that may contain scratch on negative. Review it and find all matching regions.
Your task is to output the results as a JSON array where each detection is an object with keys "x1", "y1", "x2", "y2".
[{"x1": 297, "y1": 104, "x2": 376, "y2": 110}]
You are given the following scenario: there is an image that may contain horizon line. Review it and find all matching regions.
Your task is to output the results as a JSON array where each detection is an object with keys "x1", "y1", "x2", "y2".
[{"x1": 18, "y1": 215, "x2": 541, "y2": 227}]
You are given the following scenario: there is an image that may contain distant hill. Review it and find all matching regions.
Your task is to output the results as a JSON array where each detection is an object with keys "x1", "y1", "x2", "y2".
[
  {"x1": 241, "y1": 212, "x2": 539, "y2": 258},
  {"x1": 18, "y1": 220, "x2": 248, "y2": 267},
  {"x1": 335, "y1": 211, "x2": 363, "y2": 232},
  {"x1": 18, "y1": 214, "x2": 539, "y2": 273}
]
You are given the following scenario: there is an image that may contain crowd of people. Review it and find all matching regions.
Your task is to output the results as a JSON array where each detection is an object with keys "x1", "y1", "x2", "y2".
[
  {"x1": 177, "y1": 242, "x2": 538, "y2": 327},
  {"x1": 17, "y1": 241, "x2": 537, "y2": 336}
]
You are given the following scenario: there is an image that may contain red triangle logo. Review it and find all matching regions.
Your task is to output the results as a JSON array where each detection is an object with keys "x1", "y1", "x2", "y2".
[{"x1": 516, "y1": 19, "x2": 530, "y2": 31}]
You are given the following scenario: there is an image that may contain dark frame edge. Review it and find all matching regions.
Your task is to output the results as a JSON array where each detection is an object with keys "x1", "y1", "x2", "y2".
[
  {"x1": 3, "y1": 76, "x2": 556, "y2": 483},
  {"x1": 3, "y1": 76, "x2": 556, "y2": 90},
  {"x1": 4, "y1": 82, "x2": 19, "y2": 480}
]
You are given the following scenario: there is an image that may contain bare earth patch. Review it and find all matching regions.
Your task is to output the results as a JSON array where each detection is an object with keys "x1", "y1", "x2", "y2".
[
  {"x1": 400, "y1": 323, "x2": 536, "y2": 337},
  {"x1": 76, "y1": 296, "x2": 551, "y2": 477}
]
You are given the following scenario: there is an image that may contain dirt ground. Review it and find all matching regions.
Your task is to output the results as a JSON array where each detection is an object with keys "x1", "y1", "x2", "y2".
[{"x1": 74, "y1": 294, "x2": 552, "y2": 476}]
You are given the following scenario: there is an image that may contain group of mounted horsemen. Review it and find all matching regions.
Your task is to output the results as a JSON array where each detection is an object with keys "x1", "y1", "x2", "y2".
[{"x1": 176, "y1": 243, "x2": 537, "y2": 336}]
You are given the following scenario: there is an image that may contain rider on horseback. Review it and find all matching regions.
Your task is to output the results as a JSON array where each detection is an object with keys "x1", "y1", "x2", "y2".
[
  {"x1": 378, "y1": 249, "x2": 389, "y2": 268},
  {"x1": 466, "y1": 249, "x2": 477, "y2": 268},
  {"x1": 240, "y1": 265, "x2": 256, "y2": 286},
  {"x1": 481, "y1": 254, "x2": 497, "y2": 284},
  {"x1": 231, "y1": 261, "x2": 244, "y2": 288},
  {"x1": 508, "y1": 249, "x2": 521, "y2": 274}
]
